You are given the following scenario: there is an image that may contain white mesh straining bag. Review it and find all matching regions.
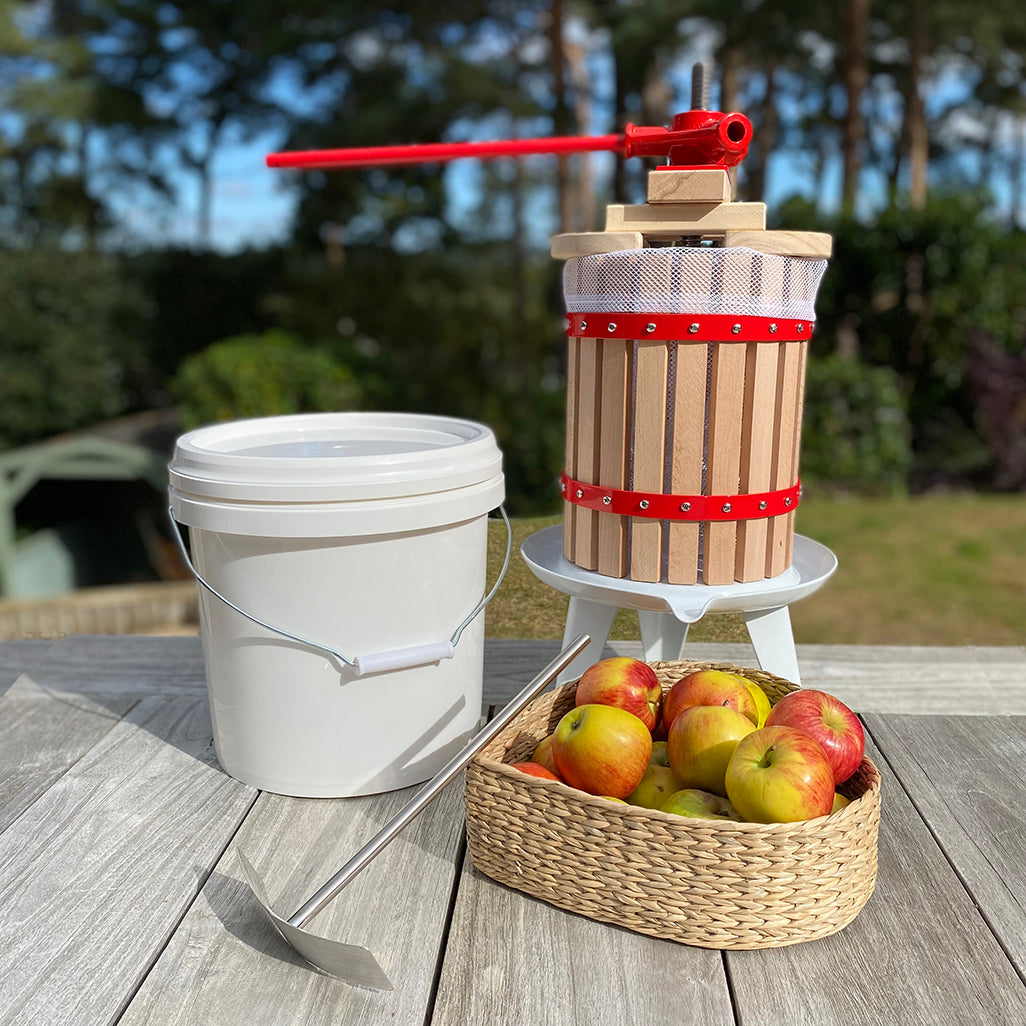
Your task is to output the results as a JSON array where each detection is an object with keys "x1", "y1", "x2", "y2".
[{"x1": 563, "y1": 246, "x2": 827, "y2": 322}]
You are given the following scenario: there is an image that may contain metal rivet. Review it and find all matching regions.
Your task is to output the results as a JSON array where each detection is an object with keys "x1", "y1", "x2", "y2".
[
  {"x1": 769, "y1": 323, "x2": 778, "y2": 334},
  {"x1": 580, "y1": 319, "x2": 587, "y2": 331},
  {"x1": 722, "y1": 502, "x2": 732, "y2": 513},
  {"x1": 688, "y1": 322, "x2": 699, "y2": 334},
  {"x1": 602, "y1": 495, "x2": 612, "y2": 505},
  {"x1": 607, "y1": 322, "x2": 617, "y2": 332},
  {"x1": 797, "y1": 322, "x2": 805, "y2": 333},
  {"x1": 679, "y1": 502, "x2": 691, "y2": 512},
  {"x1": 639, "y1": 500, "x2": 650, "y2": 510},
  {"x1": 576, "y1": 489, "x2": 584, "y2": 499},
  {"x1": 759, "y1": 500, "x2": 768, "y2": 510},
  {"x1": 785, "y1": 496, "x2": 792, "y2": 507},
  {"x1": 731, "y1": 323, "x2": 742, "y2": 335},
  {"x1": 645, "y1": 323, "x2": 656, "y2": 333},
  {"x1": 560, "y1": 480, "x2": 566, "y2": 492}
]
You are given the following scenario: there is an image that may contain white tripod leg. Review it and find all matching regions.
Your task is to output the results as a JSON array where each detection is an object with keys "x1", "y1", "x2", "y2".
[
  {"x1": 559, "y1": 598, "x2": 618, "y2": 683},
  {"x1": 743, "y1": 605, "x2": 801, "y2": 684},
  {"x1": 637, "y1": 610, "x2": 689, "y2": 663}
]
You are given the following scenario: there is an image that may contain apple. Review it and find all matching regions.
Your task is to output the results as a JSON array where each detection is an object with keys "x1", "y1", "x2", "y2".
[
  {"x1": 831, "y1": 792, "x2": 851, "y2": 814},
  {"x1": 725, "y1": 726, "x2": 835, "y2": 823},
  {"x1": 764, "y1": 689, "x2": 865, "y2": 785},
  {"x1": 666, "y1": 704, "x2": 757, "y2": 797},
  {"x1": 649, "y1": 740, "x2": 671, "y2": 767},
  {"x1": 661, "y1": 669, "x2": 759, "y2": 733},
  {"x1": 552, "y1": 703, "x2": 653, "y2": 798},
  {"x1": 626, "y1": 762, "x2": 685, "y2": 809},
  {"x1": 575, "y1": 657, "x2": 662, "y2": 731},
  {"x1": 602, "y1": 796, "x2": 628, "y2": 805},
  {"x1": 511, "y1": 761, "x2": 561, "y2": 780},
  {"x1": 661, "y1": 788, "x2": 742, "y2": 821},
  {"x1": 532, "y1": 734, "x2": 559, "y2": 775},
  {"x1": 735, "y1": 675, "x2": 772, "y2": 727}
]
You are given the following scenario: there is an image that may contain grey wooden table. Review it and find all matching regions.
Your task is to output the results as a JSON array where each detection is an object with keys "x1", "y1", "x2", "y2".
[{"x1": 2, "y1": 634, "x2": 1026, "y2": 1026}]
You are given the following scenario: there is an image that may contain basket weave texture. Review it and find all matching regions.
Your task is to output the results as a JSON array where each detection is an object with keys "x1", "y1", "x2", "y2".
[{"x1": 465, "y1": 660, "x2": 881, "y2": 950}]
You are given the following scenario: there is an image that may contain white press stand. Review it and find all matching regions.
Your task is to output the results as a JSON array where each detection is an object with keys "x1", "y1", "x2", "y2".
[{"x1": 521, "y1": 527, "x2": 837, "y2": 685}]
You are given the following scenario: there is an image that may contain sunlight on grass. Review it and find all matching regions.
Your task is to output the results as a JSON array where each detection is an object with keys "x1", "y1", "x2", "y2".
[{"x1": 486, "y1": 495, "x2": 1026, "y2": 646}]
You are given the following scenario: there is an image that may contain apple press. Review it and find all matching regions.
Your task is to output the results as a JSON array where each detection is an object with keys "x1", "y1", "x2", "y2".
[{"x1": 238, "y1": 633, "x2": 590, "y2": 989}]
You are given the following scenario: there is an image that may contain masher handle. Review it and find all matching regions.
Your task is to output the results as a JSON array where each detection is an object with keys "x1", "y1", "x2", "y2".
[{"x1": 287, "y1": 633, "x2": 591, "y2": 927}]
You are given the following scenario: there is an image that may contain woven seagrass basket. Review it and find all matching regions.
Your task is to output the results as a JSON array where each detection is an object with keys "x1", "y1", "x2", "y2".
[{"x1": 465, "y1": 660, "x2": 881, "y2": 949}]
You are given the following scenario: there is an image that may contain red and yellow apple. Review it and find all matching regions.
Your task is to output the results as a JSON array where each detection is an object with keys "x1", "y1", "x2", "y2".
[
  {"x1": 531, "y1": 734, "x2": 559, "y2": 775},
  {"x1": 736, "y1": 675, "x2": 772, "y2": 727},
  {"x1": 661, "y1": 788, "x2": 742, "y2": 821},
  {"x1": 575, "y1": 657, "x2": 662, "y2": 731},
  {"x1": 661, "y1": 669, "x2": 759, "y2": 733},
  {"x1": 725, "y1": 725, "x2": 835, "y2": 823},
  {"x1": 511, "y1": 761, "x2": 561, "y2": 780},
  {"x1": 666, "y1": 704, "x2": 757, "y2": 797},
  {"x1": 552, "y1": 703, "x2": 653, "y2": 798},
  {"x1": 765, "y1": 689, "x2": 865, "y2": 784}
]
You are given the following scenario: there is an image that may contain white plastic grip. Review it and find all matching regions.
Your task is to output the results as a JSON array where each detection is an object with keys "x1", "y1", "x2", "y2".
[{"x1": 352, "y1": 642, "x2": 456, "y2": 677}]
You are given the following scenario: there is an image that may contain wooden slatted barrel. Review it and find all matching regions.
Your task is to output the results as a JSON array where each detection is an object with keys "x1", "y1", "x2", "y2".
[{"x1": 556, "y1": 240, "x2": 829, "y2": 586}]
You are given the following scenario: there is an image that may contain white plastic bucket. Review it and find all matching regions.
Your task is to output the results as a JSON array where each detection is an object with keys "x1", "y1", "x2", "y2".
[{"x1": 168, "y1": 411, "x2": 505, "y2": 798}]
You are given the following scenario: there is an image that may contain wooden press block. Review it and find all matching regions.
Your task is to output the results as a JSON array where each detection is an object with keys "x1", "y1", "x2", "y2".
[
  {"x1": 646, "y1": 168, "x2": 732, "y2": 204},
  {"x1": 550, "y1": 231, "x2": 645, "y2": 260},
  {"x1": 605, "y1": 202, "x2": 766, "y2": 238},
  {"x1": 723, "y1": 230, "x2": 833, "y2": 258}
]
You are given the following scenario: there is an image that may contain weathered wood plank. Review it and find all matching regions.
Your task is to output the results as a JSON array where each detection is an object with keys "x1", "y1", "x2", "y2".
[
  {"x1": 431, "y1": 858, "x2": 735, "y2": 1026},
  {"x1": 483, "y1": 640, "x2": 1026, "y2": 716},
  {"x1": 726, "y1": 728, "x2": 1026, "y2": 1026},
  {"x1": 0, "y1": 639, "x2": 51, "y2": 698},
  {"x1": 119, "y1": 780, "x2": 466, "y2": 1026},
  {"x1": 0, "y1": 694, "x2": 255, "y2": 1026},
  {"x1": 6, "y1": 633, "x2": 206, "y2": 699},
  {"x1": 864, "y1": 713, "x2": 1026, "y2": 978}
]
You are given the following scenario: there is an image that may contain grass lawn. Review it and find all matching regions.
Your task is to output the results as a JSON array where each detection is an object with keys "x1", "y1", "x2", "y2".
[{"x1": 485, "y1": 494, "x2": 1026, "y2": 646}]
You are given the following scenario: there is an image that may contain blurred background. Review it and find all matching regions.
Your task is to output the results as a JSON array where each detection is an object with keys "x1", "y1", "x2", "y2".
[{"x1": 0, "y1": 0, "x2": 1023, "y2": 644}]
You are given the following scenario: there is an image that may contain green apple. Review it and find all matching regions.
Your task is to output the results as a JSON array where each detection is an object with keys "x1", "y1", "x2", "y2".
[
  {"x1": 661, "y1": 788, "x2": 742, "y2": 821},
  {"x1": 626, "y1": 762, "x2": 685, "y2": 809},
  {"x1": 661, "y1": 669, "x2": 759, "y2": 733},
  {"x1": 725, "y1": 726, "x2": 835, "y2": 823},
  {"x1": 831, "y1": 792, "x2": 851, "y2": 814},
  {"x1": 552, "y1": 703, "x2": 653, "y2": 798},
  {"x1": 667, "y1": 704, "x2": 757, "y2": 797}
]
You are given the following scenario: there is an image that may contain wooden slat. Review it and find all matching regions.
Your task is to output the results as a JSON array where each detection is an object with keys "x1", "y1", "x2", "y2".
[
  {"x1": 647, "y1": 168, "x2": 731, "y2": 204},
  {"x1": 864, "y1": 713, "x2": 1026, "y2": 978},
  {"x1": 630, "y1": 341, "x2": 669, "y2": 582},
  {"x1": 597, "y1": 338, "x2": 631, "y2": 577},
  {"x1": 766, "y1": 341, "x2": 802, "y2": 576},
  {"x1": 703, "y1": 343, "x2": 746, "y2": 584},
  {"x1": 726, "y1": 728, "x2": 1026, "y2": 1026},
  {"x1": 722, "y1": 229, "x2": 832, "y2": 258},
  {"x1": 668, "y1": 342, "x2": 708, "y2": 584},
  {"x1": 0, "y1": 694, "x2": 256, "y2": 1026},
  {"x1": 785, "y1": 340, "x2": 809, "y2": 566},
  {"x1": 431, "y1": 855, "x2": 736, "y2": 1026},
  {"x1": 605, "y1": 202, "x2": 766, "y2": 237},
  {"x1": 563, "y1": 336, "x2": 580, "y2": 563},
  {"x1": 0, "y1": 638, "x2": 50, "y2": 698},
  {"x1": 119, "y1": 781, "x2": 466, "y2": 1026},
  {"x1": 550, "y1": 231, "x2": 644, "y2": 259},
  {"x1": 573, "y1": 339, "x2": 601, "y2": 570},
  {"x1": 734, "y1": 341, "x2": 779, "y2": 581}
]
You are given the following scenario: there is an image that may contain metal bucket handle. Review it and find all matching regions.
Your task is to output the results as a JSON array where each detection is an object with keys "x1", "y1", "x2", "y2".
[{"x1": 167, "y1": 505, "x2": 512, "y2": 677}]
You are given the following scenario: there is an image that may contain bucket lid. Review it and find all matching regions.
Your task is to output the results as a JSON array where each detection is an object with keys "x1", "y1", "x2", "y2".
[{"x1": 169, "y1": 412, "x2": 503, "y2": 504}]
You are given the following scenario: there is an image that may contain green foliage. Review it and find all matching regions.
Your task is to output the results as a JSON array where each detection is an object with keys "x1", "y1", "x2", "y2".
[
  {"x1": 172, "y1": 331, "x2": 360, "y2": 429},
  {"x1": 801, "y1": 354, "x2": 912, "y2": 495},
  {"x1": 0, "y1": 247, "x2": 149, "y2": 447}
]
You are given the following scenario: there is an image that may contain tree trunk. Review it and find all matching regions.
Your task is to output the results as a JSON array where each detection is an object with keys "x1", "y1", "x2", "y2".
[
  {"x1": 906, "y1": 0, "x2": 929, "y2": 210},
  {"x1": 841, "y1": 0, "x2": 870, "y2": 215},
  {"x1": 747, "y1": 61, "x2": 779, "y2": 202},
  {"x1": 548, "y1": 0, "x2": 572, "y2": 233}
]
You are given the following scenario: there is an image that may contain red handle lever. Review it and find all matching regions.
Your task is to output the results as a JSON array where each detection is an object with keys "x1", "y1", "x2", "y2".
[{"x1": 266, "y1": 110, "x2": 752, "y2": 172}]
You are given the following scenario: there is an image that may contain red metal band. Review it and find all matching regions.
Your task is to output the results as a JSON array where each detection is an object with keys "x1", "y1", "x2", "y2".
[
  {"x1": 565, "y1": 313, "x2": 812, "y2": 342},
  {"x1": 561, "y1": 473, "x2": 801, "y2": 522}
]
